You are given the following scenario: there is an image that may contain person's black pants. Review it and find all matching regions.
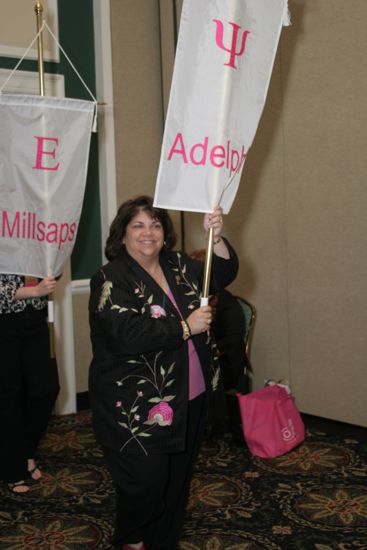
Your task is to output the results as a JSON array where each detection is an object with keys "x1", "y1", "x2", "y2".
[
  {"x1": 0, "y1": 307, "x2": 60, "y2": 482},
  {"x1": 102, "y1": 392, "x2": 206, "y2": 550}
]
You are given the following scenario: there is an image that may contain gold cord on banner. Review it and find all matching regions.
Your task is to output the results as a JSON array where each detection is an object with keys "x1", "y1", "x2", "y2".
[{"x1": 34, "y1": 1, "x2": 55, "y2": 358}]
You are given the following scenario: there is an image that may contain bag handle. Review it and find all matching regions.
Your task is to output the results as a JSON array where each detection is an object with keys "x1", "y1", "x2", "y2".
[{"x1": 264, "y1": 379, "x2": 291, "y2": 394}]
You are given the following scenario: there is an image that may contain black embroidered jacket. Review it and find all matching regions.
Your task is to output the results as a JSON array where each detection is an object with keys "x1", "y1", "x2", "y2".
[{"x1": 88, "y1": 241, "x2": 238, "y2": 455}]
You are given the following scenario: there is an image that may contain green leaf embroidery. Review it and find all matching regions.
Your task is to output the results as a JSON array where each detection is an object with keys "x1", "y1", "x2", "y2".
[
  {"x1": 163, "y1": 395, "x2": 175, "y2": 402},
  {"x1": 148, "y1": 397, "x2": 162, "y2": 403},
  {"x1": 212, "y1": 368, "x2": 220, "y2": 391},
  {"x1": 98, "y1": 280, "x2": 113, "y2": 311},
  {"x1": 110, "y1": 305, "x2": 129, "y2": 313}
]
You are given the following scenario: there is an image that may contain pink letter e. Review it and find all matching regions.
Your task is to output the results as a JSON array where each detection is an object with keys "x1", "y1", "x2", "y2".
[{"x1": 32, "y1": 136, "x2": 60, "y2": 171}]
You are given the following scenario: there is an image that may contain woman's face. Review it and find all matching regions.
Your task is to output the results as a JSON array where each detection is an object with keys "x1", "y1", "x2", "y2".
[{"x1": 123, "y1": 210, "x2": 164, "y2": 264}]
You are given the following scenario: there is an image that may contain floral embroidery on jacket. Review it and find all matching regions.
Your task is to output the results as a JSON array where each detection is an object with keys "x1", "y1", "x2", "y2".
[
  {"x1": 115, "y1": 351, "x2": 176, "y2": 455},
  {"x1": 210, "y1": 342, "x2": 221, "y2": 391},
  {"x1": 97, "y1": 280, "x2": 112, "y2": 311},
  {"x1": 170, "y1": 253, "x2": 201, "y2": 310},
  {"x1": 150, "y1": 304, "x2": 166, "y2": 318},
  {"x1": 146, "y1": 401, "x2": 173, "y2": 426}
]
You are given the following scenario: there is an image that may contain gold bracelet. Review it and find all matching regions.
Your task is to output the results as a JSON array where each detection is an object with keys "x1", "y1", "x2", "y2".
[
  {"x1": 181, "y1": 320, "x2": 191, "y2": 341},
  {"x1": 213, "y1": 236, "x2": 222, "y2": 245}
]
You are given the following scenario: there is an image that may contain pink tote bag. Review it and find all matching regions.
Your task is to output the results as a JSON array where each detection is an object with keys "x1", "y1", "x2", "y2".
[{"x1": 237, "y1": 384, "x2": 305, "y2": 458}]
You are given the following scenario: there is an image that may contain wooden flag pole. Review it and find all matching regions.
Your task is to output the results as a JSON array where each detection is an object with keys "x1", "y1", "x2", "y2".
[
  {"x1": 34, "y1": 2, "x2": 45, "y2": 96},
  {"x1": 34, "y1": 1, "x2": 55, "y2": 358},
  {"x1": 200, "y1": 227, "x2": 214, "y2": 306}
]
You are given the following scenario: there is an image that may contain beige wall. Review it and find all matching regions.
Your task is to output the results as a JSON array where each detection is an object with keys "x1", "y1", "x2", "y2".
[
  {"x1": 110, "y1": 0, "x2": 163, "y2": 203},
  {"x1": 105, "y1": 0, "x2": 367, "y2": 426}
]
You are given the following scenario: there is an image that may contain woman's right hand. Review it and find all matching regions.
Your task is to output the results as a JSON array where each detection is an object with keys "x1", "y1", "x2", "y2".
[
  {"x1": 186, "y1": 305, "x2": 212, "y2": 335},
  {"x1": 36, "y1": 276, "x2": 57, "y2": 297}
]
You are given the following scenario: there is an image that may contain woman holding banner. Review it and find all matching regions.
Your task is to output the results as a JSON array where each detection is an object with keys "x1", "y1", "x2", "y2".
[
  {"x1": 88, "y1": 195, "x2": 238, "y2": 550},
  {"x1": 0, "y1": 274, "x2": 60, "y2": 493}
]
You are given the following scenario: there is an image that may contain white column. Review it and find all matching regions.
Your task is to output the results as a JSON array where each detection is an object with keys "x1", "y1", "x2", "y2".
[{"x1": 54, "y1": 260, "x2": 77, "y2": 414}]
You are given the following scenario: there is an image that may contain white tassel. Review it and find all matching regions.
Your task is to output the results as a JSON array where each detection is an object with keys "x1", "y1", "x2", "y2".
[
  {"x1": 283, "y1": 1, "x2": 291, "y2": 26},
  {"x1": 48, "y1": 300, "x2": 54, "y2": 323},
  {"x1": 92, "y1": 103, "x2": 98, "y2": 133}
]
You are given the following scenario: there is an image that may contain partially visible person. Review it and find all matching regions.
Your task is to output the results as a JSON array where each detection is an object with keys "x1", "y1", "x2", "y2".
[
  {"x1": 88, "y1": 195, "x2": 238, "y2": 550},
  {"x1": 0, "y1": 274, "x2": 60, "y2": 493},
  {"x1": 211, "y1": 289, "x2": 251, "y2": 393},
  {"x1": 190, "y1": 250, "x2": 250, "y2": 394},
  {"x1": 210, "y1": 289, "x2": 252, "y2": 444}
]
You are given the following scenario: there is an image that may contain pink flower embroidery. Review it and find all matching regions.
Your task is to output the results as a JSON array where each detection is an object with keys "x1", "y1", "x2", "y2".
[
  {"x1": 134, "y1": 288, "x2": 140, "y2": 294},
  {"x1": 150, "y1": 305, "x2": 166, "y2": 318},
  {"x1": 115, "y1": 400, "x2": 122, "y2": 407},
  {"x1": 146, "y1": 402, "x2": 173, "y2": 426}
]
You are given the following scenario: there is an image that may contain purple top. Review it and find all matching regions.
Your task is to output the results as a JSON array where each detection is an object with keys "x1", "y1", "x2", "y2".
[{"x1": 167, "y1": 288, "x2": 205, "y2": 400}]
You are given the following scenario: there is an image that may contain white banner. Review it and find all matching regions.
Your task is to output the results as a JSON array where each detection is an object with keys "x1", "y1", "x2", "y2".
[
  {"x1": 154, "y1": 0, "x2": 289, "y2": 214},
  {"x1": 0, "y1": 94, "x2": 95, "y2": 278}
]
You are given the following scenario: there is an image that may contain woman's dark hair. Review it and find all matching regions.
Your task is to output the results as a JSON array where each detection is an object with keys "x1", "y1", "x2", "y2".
[{"x1": 105, "y1": 195, "x2": 177, "y2": 260}]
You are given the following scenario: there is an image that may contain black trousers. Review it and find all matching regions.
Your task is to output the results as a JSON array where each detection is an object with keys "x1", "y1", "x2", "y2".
[
  {"x1": 102, "y1": 393, "x2": 206, "y2": 550},
  {"x1": 0, "y1": 307, "x2": 60, "y2": 482}
]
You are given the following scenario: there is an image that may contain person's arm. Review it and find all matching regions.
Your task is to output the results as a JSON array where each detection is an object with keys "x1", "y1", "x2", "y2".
[
  {"x1": 89, "y1": 270, "x2": 212, "y2": 356},
  {"x1": 204, "y1": 206, "x2": 239, "y2": 291},
  {"x1": 14, "y1": 276, "x2": 56, "y2": 300}
]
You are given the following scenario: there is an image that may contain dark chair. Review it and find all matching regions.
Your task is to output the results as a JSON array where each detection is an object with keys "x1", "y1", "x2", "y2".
[{"x1": 235, "y1": 296, "x2": 256, "y2": 358}]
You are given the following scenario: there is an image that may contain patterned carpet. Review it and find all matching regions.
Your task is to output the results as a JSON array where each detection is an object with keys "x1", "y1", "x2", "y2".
[{"x1": 1, "y1": 410, "x2": 367, "y2": 549}]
